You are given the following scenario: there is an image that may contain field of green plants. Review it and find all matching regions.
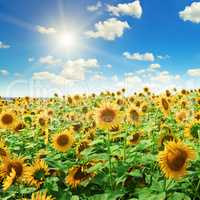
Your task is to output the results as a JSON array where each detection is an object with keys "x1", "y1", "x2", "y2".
[{"x1": 0, "y1": 88, "x2": 199, "y2": 200}]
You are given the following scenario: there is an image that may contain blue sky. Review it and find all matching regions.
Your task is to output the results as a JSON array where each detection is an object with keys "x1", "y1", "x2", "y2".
[{"x1": 0, "y1": 0, "x2": 200, "y2": 97}]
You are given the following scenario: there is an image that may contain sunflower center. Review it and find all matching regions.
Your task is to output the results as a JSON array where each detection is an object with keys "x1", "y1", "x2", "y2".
[
  {"x1": 0, "y1": 148, "x2": 7, "y2": 157},
  {"x1": 100, "y1": 108, "x2": 116, "y2": 123},
  {"x1": 57, "y1": 135, "x2": 69, "y2": 146},
  {"x1": 130, "y1": 132, "x2": 140, "y2": 143},
  {"x1": 2, "y1": 114, "x2": 13, "y2": 125},
  {"x1": 161, "y1": 98, "x2": 169, "y2": 110},
  {"x1": 177, "y1": 112, "x2": 186, "y2": 122},
  {"x1": 39, "y1": 118, "x2": 46, "y2": 126},
  {"x1": 33, "y1": 169, "x2": 46, "y2": 180},
  {"x1": 130, "y1": 110, "x2": 139, "y2": 121},
  {"x1": 8, "y1": 161, "x2": 23, "y2": 177},
  {"x1": 73, "y1": 167, "x2": 87, "y2": 180},
  {"x1": 167, "y1": 149, "x2": 187, "y2": 171},
  {"x1": 15, "y1": 123, "x2": 25, "y2": 132}
]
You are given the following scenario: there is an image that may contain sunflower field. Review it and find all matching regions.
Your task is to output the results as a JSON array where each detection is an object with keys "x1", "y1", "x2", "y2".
[{"x1": 0, "y1": 88, "x2": 199, "y2": 200}]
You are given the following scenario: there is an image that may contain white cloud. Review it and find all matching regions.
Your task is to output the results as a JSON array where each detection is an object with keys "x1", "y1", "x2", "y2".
[
  {"x1": 91, "y1": 74, "x2": 106, "y2": 81},
  {"x1": 36, "y1": 25, "x2": 56, "y2": 34},
  {"x1": 123, "y1": 52, "x2": 155, "y2": 62},
  {"x1": 150, "y1": 63, "x2": 160, "y2": 69},
  {"x1": 179, "y1": 2, "x2": 200, "y2": 23},
  {"x1": 28, "y1": 57, "x2": 34, "y2": 62},
  {"x1": 151, "y1": 71, "x2": 180, "y2": 83},
  {"x1": 39, "y1": 56, "x2": 61, "y2": 66},
  {"x1": 61, "y1": 58, "x2": 99, "y2": 80},
  {"x1": 0, "y1": 41, "x2": 10, "y2": 49},
  {"x1": 85, "y1": 18, "x2": 130, "y2": 41},
  {"x1": 106, "y1": 64, "x2": 112, "y2": 68},
  {"x1": 32, "y1": 71, "x2": 71, "y2": 86},
  {"x1": 0, "y1": 69, "x2": 9, "y2": 76},
  {"x1": 187, "y1": 68, "x2": 200, "y2": 77},
  {"x1": 157, "y1": 55, "x2": 170, "y2": 60},
  {"x1": 87, "y1": 1, "x2": 102, "y2": 12},
  {"x1": 107, "y1": 0, "x2": 142, "y2": 18}
]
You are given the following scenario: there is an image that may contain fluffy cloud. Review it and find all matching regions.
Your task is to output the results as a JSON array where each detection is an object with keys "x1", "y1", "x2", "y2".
[
  {"x1": 91, "y1": 73, "x2": 106, "y2": 81},
  {"x1": 28, "y1": 57, "x2": 34, "y2": 62},
  {"x1": 39, "y1": 56, "x2": 61, "y2": 65},
  {"x1": 151, "y1": 71, "x2": 181, "y2": 83},
  {"x1": 106, "y1": 64, "x2": 112, "y2": 68},
  {"x1": 179, "y1": 2, "x2": 200, "y2": 23},
  {"x1": 0, "y1": 69, "x2": 9, "y2": 76},
  {"x1": 36, "y1": 25, "x2": 56, "y2": 34},
  {"x1": 0, "y1": 41, "x2": 10, "y2": 49},
  {"x1": 187, "y1": 68, "x2": 200, "y2": 77},
  {"x1": 150, "y1": 63, "x2": 161, "y2": 69},
  {"x1": 157, "y1": 55, "x2": 170, "y2": 60},
  {"x1": 85, "y1": 18, "x2": 130, "y2": 41},
  {"x1": 61, "y1": 58, "x2": 99, "y2": 80},
  {"x1": 87, "y1": 1, "x2": 102, "y2": 12},
  {"x1": 123, "y1": 52, "x2": 155, "y2": 62},
  {"x1": 32, "y1": 71, "x2": 71, "y2": 86},
  {"x1": 107, "y1": 0, "x2": 142, "y2": 18}
]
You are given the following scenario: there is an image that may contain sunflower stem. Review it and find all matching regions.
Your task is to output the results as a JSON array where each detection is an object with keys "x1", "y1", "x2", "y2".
[
  {"x1": 107, "y1": 132, "x2": 113, "y2": 190},
  {"x1": 123, "y1": 129, "x2": 127, "y2": 163},
  {"x1": 194, "y1": 178, "x2": 200, "y2": 199}
]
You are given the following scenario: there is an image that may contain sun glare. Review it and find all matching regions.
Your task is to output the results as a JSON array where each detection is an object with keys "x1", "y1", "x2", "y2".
[{"x1": 57, "y1": 32, "x2": 77, "y2": 49}]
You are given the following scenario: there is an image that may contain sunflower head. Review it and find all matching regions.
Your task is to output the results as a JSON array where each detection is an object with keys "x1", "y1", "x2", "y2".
[
  {"x1": 185, "y1": 121, "x2": 200, "y2": 139},
  {"x1": 0, "y1": 139, "x2": 9, "y2": 159},
  {"x1": 25, "y1": 159, "x2": 49, "y2": 188},
  {"x1": 158, "y1": 140, "x2": 195, "y2": 179},
  {"x1": 175, "y1": 110, "x2": 188, "y2": 124},
  {"x1": 128, "y1": 131, "x2": 142, "y2": 145},
  {"x1": 127, "y1": 107, "x2": 140, "y2": 125},
  {"x1": 52, "y1": 130, "x2": 74, "y2": 152},
  {"x1": 76, "y1": 140, "x2": 90, "y2": 157},
  {"x1": 0, "y1": 111, "x2": 17, "y2": 130},
  {"x1": 0, "y1": 156, "x2": 27, "y2": 182},
  {"x1": 95, "y1": 103, "x2": 121, "y2": 130},
  {"x1": 158, "y1": 96, "x2": 170, "y2": 116},
  {"x1": 66, "y1": 164, "x2": 94, "y2": 188}
]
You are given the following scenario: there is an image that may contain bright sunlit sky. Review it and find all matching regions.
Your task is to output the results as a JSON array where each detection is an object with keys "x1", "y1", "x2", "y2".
[{"x1": 0, "y1": 0, "x2": 200, "y2": 97}]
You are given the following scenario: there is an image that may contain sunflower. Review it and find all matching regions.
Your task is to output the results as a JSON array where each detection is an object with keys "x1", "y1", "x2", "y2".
[
  {"x1": 76, "y1": 140, "x2": 90, "y2": 157},
  {"x1": 128, "y1": 131, "x2": 142, "y2": 145},
  {"x1": 0, "y1": 110, "x2": 17, "y2": 129},
  {"x1": 194, "y1": 111, "x2": 200, "y2": 121},
  {"x1": 3, "y1": 168, "x2": 16, "y2": 191},
  {"x1": 158, "y1": 96, "x2": 170, "y2": 116},
  {"x1": 159, "y1": 124, "x2": 172, "y2": 135},
  {"x1": 0, "y1": 139, "x2": 9, "y2": 160},
  {"x1": 25, "y1": 159, "x2": 49, "y2": 188},
  {"x1": 175, "y1": 110, "x2": 188, "y2": 124},
  {"x1": 158, "y1": 140, "x2": 195, "y2": 179},
  {"x1": 95, "y1": 103, "x2": 121, "y2": 130},
  {"x1": 31, "y1": 191, "x2": 54, "y2": 200},
  {"x1": 126, "y1": 107, "x2": 141, "y2": 125},
  {"x1": 0, "y1": 156, "x2": 27, "y2": 182},
  {"x1": 66, "y1": 164, "x2": 94, "y2": 188},
  {"x1": 13, "y1": 121, "x2": 25, "y2": 132},
  {"x1": 184, "y1": 121, "x2": 200, "y2": 139},
  {"x1": 37, "y1": 114, "x2": 49, "y2": 127},
  {"x1": 52, "y1": 130, "x2": 74, "y2": 152}
]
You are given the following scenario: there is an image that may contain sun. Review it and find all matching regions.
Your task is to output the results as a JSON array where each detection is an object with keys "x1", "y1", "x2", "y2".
[{"x1": 57, "y1": 31, "x2": 77, "y2": 49}]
